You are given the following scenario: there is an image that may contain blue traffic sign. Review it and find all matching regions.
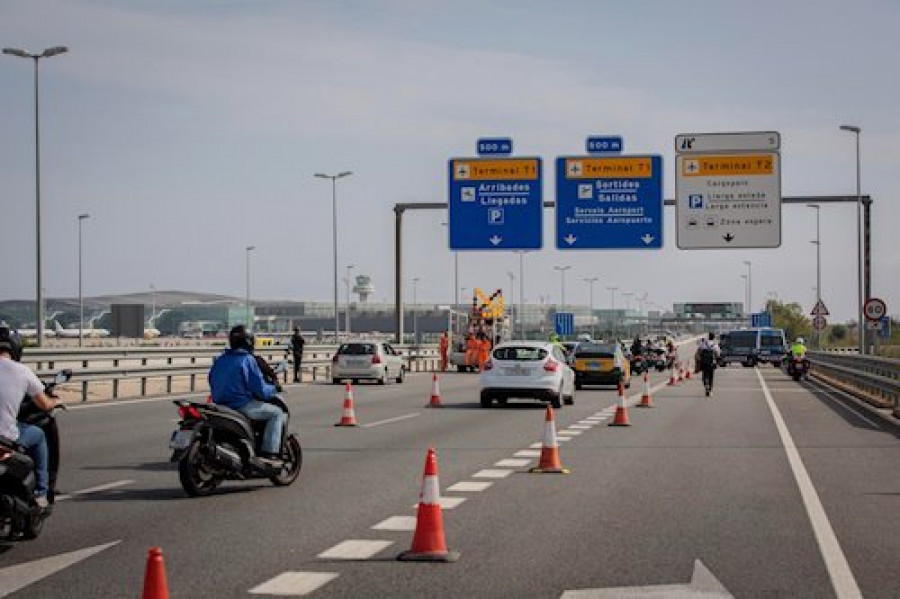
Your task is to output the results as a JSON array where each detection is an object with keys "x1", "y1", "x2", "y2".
[
  {"x1": 750, "y1": 312, "x2": 772, "y2": 327},
  {"x1": 448, "y1": 157, "x2": 543, "y2": 250},
  {"x1": 586, "y1": 136, "x2": 623, "y2": 154},
  {"x1": 555, "y1": 312, "x2": 574, "y2": 336},
  {"x1": 477, "y1": 138, "x2": 513, "y2": 156},
  {"x1": 555, "y1": 155, "x2": 663, "y2": 250}
]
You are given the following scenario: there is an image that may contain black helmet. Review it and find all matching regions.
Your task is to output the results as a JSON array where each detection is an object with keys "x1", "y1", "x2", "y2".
[
  {"x1": 228, "y1": 325, "x2": 255, "y2": 353},
  {"x1": 0, "y1": 327, "x2": 23, "y2": 361}
]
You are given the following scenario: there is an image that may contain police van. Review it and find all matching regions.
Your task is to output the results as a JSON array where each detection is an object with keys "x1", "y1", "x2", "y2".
[{"x1": 719, "y1": 327, "x2": 786, "y2": 367}]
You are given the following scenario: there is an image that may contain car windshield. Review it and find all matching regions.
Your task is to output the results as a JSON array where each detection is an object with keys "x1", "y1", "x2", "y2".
[
  {"x1": 726, "y1": 331, "x2": 757, "y2": 349},
  {"x1": 574, "y1": 343, "x2": 617, "y2": 358},
  {"x1": 338, "y1": 343, "x2": 376, "y2": 355},
  {"x1": 493, "y1": 346, "x2": 548, "y2": 361},
  {"x1": 760, "y1": 333, "x2": 784, "y2": 348}
]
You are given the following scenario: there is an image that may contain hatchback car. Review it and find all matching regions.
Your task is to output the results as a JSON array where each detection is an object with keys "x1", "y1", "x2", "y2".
[
  {"x1": 331, "y1": 341, "x2": 405, "y2": 385},
  {"x1": 479, "y1": 341, "x2": 575, "y2": 408},
  {"x1": 571, "y1": 342, "x2": 631, "y2": 389}
]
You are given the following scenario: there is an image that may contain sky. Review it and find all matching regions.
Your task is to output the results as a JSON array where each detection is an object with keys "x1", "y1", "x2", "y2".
[{"x1": 1, "y1": 0, "x2": 898, "y2": 322}]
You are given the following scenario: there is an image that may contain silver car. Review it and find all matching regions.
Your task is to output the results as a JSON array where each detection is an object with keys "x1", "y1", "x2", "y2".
[
  {"x1": 479, "y1": 341, "x2": 576, "y2": 408},
  {"x1": 331, "y1": 341, "x2": 406, "y2": 385}
]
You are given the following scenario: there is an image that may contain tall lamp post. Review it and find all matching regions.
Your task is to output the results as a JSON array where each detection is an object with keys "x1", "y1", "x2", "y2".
[
  {"x1": 808, "y1": 204, "x2": 822, "y2": 348},
  {"x1": 440, "y1": 221, "x2": 460, "y2": 337},
  {"x1": 149, "y1": 283, "x2": 156, "y2": 324},
  {"x1": 506, "y1": 270, "x2": 515, "y2": 339},
  {"x1": 77, "y1": 213, "x2": 89, "y2": 346},
  {"x1": 553, "y1": 266, "x2": 572, "y2": 310},
  {"x1": 607, "y1": 286, "x2": 619, "y2": 335},
  {"x1": 583, "y1": 277, "x2": 599, "y2": 339},
  {"x1": 515, "y1": 250, "x2": 529, "y2": 340},
  {"x1": 839, "y1": 124, "x2": 864, "y2": 354},
  {"x1": 741, "y1": 274, "x2": 749, "y2": 316},
  {"x1": 3, "y1": 45, "x2": 69, "y2": 346},
  {"x1": 344, "y1": 264, "x2": 355, "y2": 339},
  {"x1": 245, "y1": 246, "x2": 255, "y2": 329},
  {"x1": 412, "y1": 277, "x2": 420, "y2": 345},
  {"x1": 315, "y1": 171, "x2": 353, "y2": 343},
  {"x1": 742, "y1": 260, "x2": 752, "y2": 315}
]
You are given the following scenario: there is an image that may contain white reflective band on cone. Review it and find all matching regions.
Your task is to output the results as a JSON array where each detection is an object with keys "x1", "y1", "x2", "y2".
[
  {"x1": 420, "y1": 475, "x2": 441, "y2": 505},
  {"x1": 542, "y1": 420, "x2": 558, "y2": 448}
]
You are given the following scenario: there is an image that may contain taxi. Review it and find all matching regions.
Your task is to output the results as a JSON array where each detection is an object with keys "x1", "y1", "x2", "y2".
[{"x1": 571, "y1": 342, "x2": 631, "y2": 389}]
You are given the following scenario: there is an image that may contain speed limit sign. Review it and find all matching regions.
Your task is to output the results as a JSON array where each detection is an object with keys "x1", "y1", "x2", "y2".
[{"x1": 864, "y1": 297, "x2": 887, "y2": 322}]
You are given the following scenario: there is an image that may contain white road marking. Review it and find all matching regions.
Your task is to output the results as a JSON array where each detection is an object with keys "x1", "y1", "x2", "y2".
[
  {"x1": 472, "y1": 469, "x2": 513, "y2": 479},
  {"x1": 558, "y1": 430, "x2": 582, "y2": 436},
  {"x1": 67, "y1": 393, "x2": 207, "y2": 410},
  {"x1": 569, "y1": 424, "x2": 594, "y2": 429},
  {"x1": 494, "y1": 458, "x2": 531, "y2": 468},
  {"x1": 361, "y1": 412, "x2": 420, "y2": 428},
  {"x1": 413, "y1": 496, "x2": 466, "y2": 510},
  {"x1": 248, "y1": 572, "x2": 339, "y2": 596},
  {"x1": 372, "y1": 516, "x2": 417, "y2": 531},
  {"x1": 557, "y1": 436, "x2": 573, "y2": 442},
  {"x1": 318, "y1": 540, "x2": 394, "y2": 560},
  {"x1": 0, "y1": 540, "x2": 120, "y2": 598},
  {"x1": 514, "y1": 450, "x2": 541, "y2": 458},
  {"x1": 447, "y1": 481, "x2": 493, "y2": 492},
  {"x1": 529, "y1": 442, "x2": 543, "y2": 449},
  {"x1": 585, "y1": 416, "x2": 606, "y2": 421},
  {"x1": 806, "y1": 380, "x2": 884, "y2": 428},
  {"x1": 755, "y1": 368, "x2": 862, "y2": 599},
  {"x1": 56, "y1": 479, "x2": 135, "y2": 501}
]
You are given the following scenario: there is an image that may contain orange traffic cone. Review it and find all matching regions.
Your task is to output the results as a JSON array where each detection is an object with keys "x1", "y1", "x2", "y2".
[
  {"x1": 685, "y1": 360, "x2": 693, "y2": 380},
  {"x1": 609, "y1": 382, "x2": 631, "y2": 426},
  {"x1": 529, "y1": 405, "x2": 570, "y2": 474},
  {"x1": 676, "y1": 362, "x2": 683, "y2": 384},
  {"x1": 427, "y1": 373, "x2": 443, "y2": 408},
  {"x1": 141, "y1": 547, "x2": 170, "y2": 599},
  {"x1": 637, "y1": 371, "x2": 653, "y2": 408},
  {"x1": 667, "y1": 365, "x2": 677, "y2": 386},
  {"x1": 398, "y1": 448, "x2": 459, "y2": 562},
  {"x1": 335, "y1": 382, "x2": 359, "y2": 427}
]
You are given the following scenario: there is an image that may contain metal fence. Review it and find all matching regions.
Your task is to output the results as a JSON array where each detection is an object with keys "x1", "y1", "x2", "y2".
[
  {"x1": 807, "y1": 351, "x2": 900, "y2": 417},
  {"x1": 23, "y1": 344, "x2": 441, "y2": 402}
]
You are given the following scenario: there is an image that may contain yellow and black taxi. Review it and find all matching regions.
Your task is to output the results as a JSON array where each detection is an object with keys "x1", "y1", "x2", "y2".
[{"x1": 572, "y1": 342, "x2": 631, "y2": 389}]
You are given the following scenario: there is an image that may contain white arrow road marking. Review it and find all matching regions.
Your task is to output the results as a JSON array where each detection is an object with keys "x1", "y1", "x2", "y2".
[
  {"x1": 56, "y1": 479, "x2": 135, "y2": 501},
  {"x1": 560, "y1": 559, "x2": 732, "y2": 598},
  {"x1": 0, "y1": 540, "x2": 120, "y2": 598}
]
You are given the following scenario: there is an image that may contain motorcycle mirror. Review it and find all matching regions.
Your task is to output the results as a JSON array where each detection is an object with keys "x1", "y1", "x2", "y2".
[{"x1": 54, "y1": 369, "x2": 73, "y2": 384}]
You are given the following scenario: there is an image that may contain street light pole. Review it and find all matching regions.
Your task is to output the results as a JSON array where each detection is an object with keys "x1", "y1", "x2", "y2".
[
  {"x1": 839, "y1": 125, "x2": 864, "y2": 354},
  {"x1": 345, "y1": 264, "x2": 355, "y2": 339},
  {"x1": 741, "y1": 274, "x2": 749, "y2": 316},
  {"x1": 315, "y1": 171, "x2": 353, "y2": 343},
  {"x1": 583, "y1": 277, "x2": 599, "y2": 339},
  {"x1": 553, "y1": 266, "x2": 572, "y2": 310},
  {"x1": 77, "y1": 213, "x2": 89, "y2": 347},
  {"x1": 149, "y1": 283, "x2": 156, "y2": 327},
  {"x1": 607, "y1": 286, "x2": 618, "y2": 335},
  {"x1": 3, "y1": 45, "x2": 68, "y2": 346},
  {"x1": 412, "y1": 277, "x2": 420, "y2": 345},
  {"x1": 506, "y1": 270, "x2": 515, "y2": 339},
  {"x1": 245, "y1": 245, "x2": 255, "y2": 329},
  {"x1": 742, "y1": 260, "x2": 752, "y2": 315},
  {"x1": 808, "y1": 204, "x2": 822, "y2": 347}
]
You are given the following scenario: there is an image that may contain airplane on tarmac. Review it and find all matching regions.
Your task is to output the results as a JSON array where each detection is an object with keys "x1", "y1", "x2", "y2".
[
  {"x1": 13, "y1": 326, "x2": 55, "y2": 339},
  {"x1": 54, "y1": 320, "x2": 110, "y2": 339}
]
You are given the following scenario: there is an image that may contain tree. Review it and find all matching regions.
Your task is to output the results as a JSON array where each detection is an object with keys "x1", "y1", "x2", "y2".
[
  {"x1": 829, "y1": 324, "x2": 847, "y2": 342},
  {"x1": 766, "y1": 300, "x2": 812, "y2": 342}
]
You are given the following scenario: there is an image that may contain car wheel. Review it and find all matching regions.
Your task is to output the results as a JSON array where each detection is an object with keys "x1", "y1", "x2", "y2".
[
  {"x1": 396, "y1": 367, "x2": 405, "y2": 384},
  {"x1": 550, "y1": 387, "x2": 562, "y2": 409},
  {"x1": 575, "y1": 381, "x2": 583, "y2": 391},
  {"x1": 480, "y1": 390, "x2": 493, "y2": 408},
  {"x1": 457, "y1": 365, "x2": 465, "y2": 373},
  {"x1": 378, "y1": 369, "x2": 387, "y2": 385},
  {"x1": 564, "y1": 389, "x2": 575, "y2": 406}
]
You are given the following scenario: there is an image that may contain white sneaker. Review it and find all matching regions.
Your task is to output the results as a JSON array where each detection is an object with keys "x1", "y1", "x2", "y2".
[{"x1": 35, "y1": 495, "x2": 50, "y2": 509}]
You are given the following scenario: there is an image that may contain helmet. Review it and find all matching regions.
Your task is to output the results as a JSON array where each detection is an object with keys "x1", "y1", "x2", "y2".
[
  {"x1": 549, "y1": 333, "x2": 560, "y2": 342},
  {"x1": 0, "y1": 327, "x2": 23, "y2": 361},
  {"x1": 796, "y1": 337, "x2": 805, "y2": 345},
  {"x1": 228, "y1": 325, "x2": 255, "y2": 352}
]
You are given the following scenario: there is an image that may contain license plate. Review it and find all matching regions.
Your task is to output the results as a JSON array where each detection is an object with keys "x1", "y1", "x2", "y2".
[
  {"x1": 169, "y1": 430, "x2": 193, "y2": 450},
  {"x1": 345, "y1": 358, "x2": 368, "y2": 367},
  {"x1": 503, "y1": 365, "x2": 530, "y2": 376}
]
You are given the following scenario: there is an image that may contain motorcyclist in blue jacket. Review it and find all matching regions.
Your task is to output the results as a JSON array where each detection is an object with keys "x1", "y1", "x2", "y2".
[{"x1": 208, "y1": 325, "x2": 284, "y2": 465}]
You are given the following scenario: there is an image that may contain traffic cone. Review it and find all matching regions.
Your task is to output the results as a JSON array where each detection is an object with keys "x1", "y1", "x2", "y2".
[
  {"x1": 677, "y1": 362, "x2": 684, "y2": 383},
  {"x1": 529, "y1": 405, "x2": 570, "y2": 474},
  {"x1": 427, "y1": 373, "x2": 443, "y2": 408},
  {"x1": 335, "y1": 382, "x2": 359, "y2": 427},
  {"x1": 667, "y1": 365, "x2": 677, "y2": 386},
  {"x1": 685, "y1": 360, "x2": 693, "y2": 380},
  {"x1": 141, "y1": 547, "x2": 170, "y2": 599},
  {"x1": 398, "y1": 448, "x2": 459, "y2": 562},
  {"x1": 637, "y1": 371, "x2": 653, "y2": 408},
  {"x1": 609, "y1": 382, "x2": 631, "y2": 426}
]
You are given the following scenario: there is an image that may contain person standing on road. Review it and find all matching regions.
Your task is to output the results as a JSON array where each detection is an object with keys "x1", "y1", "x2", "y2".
[
  {"x1": 289, "y1": 327, "x2": 305, "y2": 383},
  {"x1": 0, "y1": 327, "x2": 58, "y2": 508},
  {"x1": 696, "y1": 332, "x2": 721, "y2": 397},
  {"x1": 439, "y1": 331, "x2": 449, "y2": 372}
]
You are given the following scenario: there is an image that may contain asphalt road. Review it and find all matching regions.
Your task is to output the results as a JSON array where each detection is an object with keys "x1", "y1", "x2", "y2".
[{"x1": 1, "y1": 361, "x2": 899, "y2": 598}]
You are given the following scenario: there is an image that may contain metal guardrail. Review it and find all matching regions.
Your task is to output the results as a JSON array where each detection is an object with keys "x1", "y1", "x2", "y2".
[
  {"x1": 806, "y1": 351, "x2": 900, "y2": 416},
  {"x1": 22, "y1": 344, "x2": 440, "y2": 402}
]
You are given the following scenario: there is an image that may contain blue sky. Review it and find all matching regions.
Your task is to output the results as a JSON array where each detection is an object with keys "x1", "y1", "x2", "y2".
[{"x1": 1, "y1": 0, "x2": 898, "y2": 321}]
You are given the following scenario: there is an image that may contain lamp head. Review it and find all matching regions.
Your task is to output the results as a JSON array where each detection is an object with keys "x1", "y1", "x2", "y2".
[
  {"x1": 839, "y1": 125, "x2": 861, "y2": 133},
  {"x1": 3, "y1": 48, "x2": 30, "y2": 58},
  {"x1": 42, "y1": 46, "x2": 68, "y2": 57}
]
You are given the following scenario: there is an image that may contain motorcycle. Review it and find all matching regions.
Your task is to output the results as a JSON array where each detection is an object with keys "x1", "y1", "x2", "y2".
[
  {"x1": 0, "y1": 369, "x2": 71, "y2": 542},
  {"x1": 630, "y1": 353, "x2": 646, "y2": 375},
  {"x1": 785, "y1": 355, "x2": 809, "y2": 382},
  {"x1": 169, "y1": 362, "x2": 302, "y2": 497}
]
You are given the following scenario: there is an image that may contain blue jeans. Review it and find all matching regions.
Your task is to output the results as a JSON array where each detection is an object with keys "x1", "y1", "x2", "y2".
[
  {"x1": 238, "y1": 401, "x2": 285, "y2": 455},
  {"x1": 17, "y1": 423, "x2": 49, "y2": 497}
]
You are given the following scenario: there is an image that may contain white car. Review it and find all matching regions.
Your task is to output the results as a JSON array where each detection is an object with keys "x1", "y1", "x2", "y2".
[
  {"x1": 331, "y1": 341, "x2": 405, "y2": 385},
  {"x1": 479, "y1": 341, "x2": 575, "y2": 408}
]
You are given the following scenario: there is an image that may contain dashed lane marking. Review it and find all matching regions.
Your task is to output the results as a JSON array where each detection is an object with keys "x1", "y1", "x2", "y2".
[
  {"x1": 318, "y1": 540, "x2": 394, "y2": 560},
  {"x1": 248, "y1": 572, "x2": 339, "y2": 596},
  {"x1": 558, "y1": 430, "x2": 582, "y2": 437},
  {"x1": 413, "y1": 496, "x2": 466, "y2": 510},
  {"x1": 494, "y1": 458, "x2": 532, "y2": 468},
  {"x1": 513, "y1": 450, "x2": 541, "y2": 458},
  {"x1": 362, "y1": 412, "x2": 420, "y2": 428},
  {"x1": 569, "y1": 424, "x2": 594, "y2": 429},
  {"x1": 446, "y1": 481, "x2": 493, "y2": 492},
  {"x1": 557, "y1": 436, "x2": 573, "y2": 442},
  {"x1": 473, "y1": 469, "x2": 514, "y2": 479},
  {"x1": 372, "y1": 516, "x2": 417, "y2": 531},
  {"x1": 56, "y1": 479, "x2": 135, "y2": 501},
  {"x1": 0, "y1": 540, "x2": 121, "y2": 598},
  {"x1": 529, "y1": 442, "x2": 543, "y2": 449}
]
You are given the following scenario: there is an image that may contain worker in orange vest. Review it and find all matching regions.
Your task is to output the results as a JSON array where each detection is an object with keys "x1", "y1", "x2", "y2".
[
  {"x1": 465, "y1": 334, "x2": 479, "y2": 370},
  {"x1": 477, "y1": 333, "x2": 491, "y2": 372},
  {"x1": 439, "y1": 331, "x2": 449, "y2": 372}
]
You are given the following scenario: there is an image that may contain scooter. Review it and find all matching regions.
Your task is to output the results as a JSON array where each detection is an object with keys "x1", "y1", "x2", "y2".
[
  {"x1": 0, "y1": 370, "x2": 71, "y2": 542},
  {"x1": 785, "y1": 355, "x2": 809, "y2": 381},
  {"x1": 169, "y1": 362, "x2": 302, "y2": 497}
]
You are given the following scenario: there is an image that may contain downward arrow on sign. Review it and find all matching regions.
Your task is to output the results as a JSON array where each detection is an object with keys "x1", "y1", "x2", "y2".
[
  {"x1": 489, "y1": 235, "x2": 502, "y2": 246},
  {"x1": 560, "y1": 560, "x2": 733, "y2": 598},
  {"x1": 564, "y1": 234, "x2": 577, "y2": 246}
]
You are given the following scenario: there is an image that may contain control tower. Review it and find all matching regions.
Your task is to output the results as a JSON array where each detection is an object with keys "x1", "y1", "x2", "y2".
[{"x1": 353, "y1": 275, "x2": 375, "y2": 303}]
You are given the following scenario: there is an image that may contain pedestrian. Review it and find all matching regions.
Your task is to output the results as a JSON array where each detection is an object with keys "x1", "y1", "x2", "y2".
[
  {"x1": 696, "y1": 332, "x2": 721, "y2": 397},
  {"x1": 439, "y1": 331, "x2": 449, "y2": 372},
  {"x1": 289, "y1": 327, "x2": 305, "y2": 383}
]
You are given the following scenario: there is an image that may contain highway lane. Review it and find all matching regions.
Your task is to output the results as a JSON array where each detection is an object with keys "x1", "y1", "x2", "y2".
[{"x1": 2, "y1": 361, "x2": 898, "y2": 597}]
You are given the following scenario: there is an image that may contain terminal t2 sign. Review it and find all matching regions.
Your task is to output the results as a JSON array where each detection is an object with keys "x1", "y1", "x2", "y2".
[
  {"x1": 555, "y1": 155, "x2": 663, "y2": 249},
  {"x1": 448, "y1": 157, "x2": 543, "y2": 250}
]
